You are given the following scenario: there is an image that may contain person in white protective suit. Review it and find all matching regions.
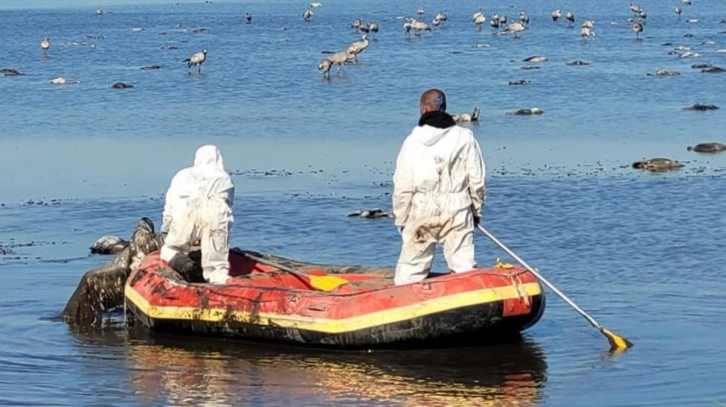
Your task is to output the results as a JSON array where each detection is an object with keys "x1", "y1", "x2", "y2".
[
  {"x1": 392, "y1": 88, "x2": 486, "y2": 286},
  {"x1": 160, "y1": 145, "x2": 235, "y2": 285}
]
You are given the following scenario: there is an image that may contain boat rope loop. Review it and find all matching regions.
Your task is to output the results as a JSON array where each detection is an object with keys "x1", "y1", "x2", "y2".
[
  {"x1": 509, "y1": 272, "x2": 531, "y2": 307},
  {"x1": 494, "y1": 257, "x2": 531, "y2": 306}
]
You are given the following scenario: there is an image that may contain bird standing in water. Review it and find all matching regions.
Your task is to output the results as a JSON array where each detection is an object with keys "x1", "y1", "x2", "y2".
[
  {"x1": 303, "y1": 8, "x2": 314, "y2": 22},
  {"x1": 565, "y1": 11, "x2": 575, "y2": 26},
  {"x1": 183, "y1": 49, "x2": 207, "y2": 73},
  {"x1": 40, "y1": 37, "x2": 50, "y2": 56}
]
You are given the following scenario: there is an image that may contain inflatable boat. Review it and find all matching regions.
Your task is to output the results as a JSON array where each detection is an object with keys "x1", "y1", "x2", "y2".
[{"x1": 124, "y1": 249, "x2": 545, "y2": 348}]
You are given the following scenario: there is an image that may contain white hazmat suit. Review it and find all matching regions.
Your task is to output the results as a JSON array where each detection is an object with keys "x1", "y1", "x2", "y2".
[
  {"x1": 392, "y1": 115, "x2": 486, "y2": 286},
  {"x1": 160, "y1": 145, "x2": 235, "y2": 285}
]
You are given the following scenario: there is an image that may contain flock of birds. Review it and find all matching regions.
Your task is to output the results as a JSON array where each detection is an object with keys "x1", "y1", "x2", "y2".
[
  {"x1": 309, "y1": 0, "x2": 721, "y2": 81},
  {"x1": 37, "y1": 36, "x2": 208, "y2": 78},
  {"x1": 4, "y1": 20, "x2": 210, "y2": 86},
  {"x1": 4, "y1": 1, "x2": 722, "y2": 100},
  {"x1": 302, "y1": 0, "x2": 722, "y2": 171},
  {"x1": 0, "y1": 0, "x2": 722, "y2": 177}
]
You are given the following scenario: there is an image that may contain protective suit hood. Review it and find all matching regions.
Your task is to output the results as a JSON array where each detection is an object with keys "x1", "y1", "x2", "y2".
[
  {"x1": 413, "y1": 111, "x2": 456, "y2": 146},
  {"x1": 194, "y1": 145, "x2": 225, "y2": 171},
  {"x1": 410, "y1": 124, "x2": 454, "y2": 147}
]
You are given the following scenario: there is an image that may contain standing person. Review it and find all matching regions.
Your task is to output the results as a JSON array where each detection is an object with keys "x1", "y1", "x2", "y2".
[
  {"x1": 160, "y1": 145, "x2": 235, "y2": 285},
  {"x1": 392, "y1": 89, "x2": 486, "y2": 286}
]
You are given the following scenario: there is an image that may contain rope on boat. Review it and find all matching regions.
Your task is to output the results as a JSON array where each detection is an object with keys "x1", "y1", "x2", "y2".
[{"x1": 510, "y1": 272, "x2": 531, "y2": 306}]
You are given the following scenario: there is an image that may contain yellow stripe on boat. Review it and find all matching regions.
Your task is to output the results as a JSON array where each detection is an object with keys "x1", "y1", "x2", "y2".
[{"x1": 125, "y1": 282, "x2": 542, "y2": 334}]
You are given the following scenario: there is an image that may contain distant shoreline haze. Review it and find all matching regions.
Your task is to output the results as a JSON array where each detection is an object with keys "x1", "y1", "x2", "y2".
[{"x1": 0, "y1": 0, "x2": 235, "y2": 10}]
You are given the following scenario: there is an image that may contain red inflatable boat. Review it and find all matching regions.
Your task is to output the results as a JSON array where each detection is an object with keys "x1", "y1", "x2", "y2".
[{"x1": 124, "y1": 249, "x2": 545, "y2": 348}]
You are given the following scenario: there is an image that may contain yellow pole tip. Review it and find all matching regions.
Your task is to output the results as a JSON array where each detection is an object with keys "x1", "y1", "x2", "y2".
[{"x1": 603, "y1": 328, "x2": 634, "y2": 350}]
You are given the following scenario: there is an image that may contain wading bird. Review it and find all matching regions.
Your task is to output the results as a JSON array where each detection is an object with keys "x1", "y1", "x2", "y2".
[
  {"x1": 347, "y1": 34, "x2": 369, "y2": 62},
  {"x1": 580, "y1": 26, "x2": 595, "y2": 38},
  {"x1": 472, "y1": 10, "x2": 484, "y2": 21},
  {"x1": 490, "y1": 15, "x2": 501, "y2": 32},
  {"x1": 565, "y1": 11, "x2": 575, "y2": 26},
  {"x1": 473, "y1": 13, "x2": 486, "y2": 30},
  {"x1": 303, "y1": 8, "x2": 314, "y2": 22},
  {"x1": 318, "y1": 49, "x2": 354, "y2": 77},
  {"x1": 40, "y1": 37, "x2": 50, "y2": 56},
  {"x1": 366, "y1": 22, "x2": 379, "y2": 37},
  {"x1": 404, "y1": 19, "x2": 431, "y2": 35},
  {"x1": 504, "y1": 22, "x2": 526, "y2": 38},
  {"x1": 519, "y1": 11, "x2": 530, "y2": 27},
  {"x1": 552, "y1": 9, "x2": 561, "y2": 22},
  {"x1": 183, "y1": 49, "x2": 207, "y2": 73}
]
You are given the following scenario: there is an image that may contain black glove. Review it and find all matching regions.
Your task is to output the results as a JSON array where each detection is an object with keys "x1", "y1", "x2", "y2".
[{"x1": 473, "y1": 216, "x2": 480, "y2": 227}]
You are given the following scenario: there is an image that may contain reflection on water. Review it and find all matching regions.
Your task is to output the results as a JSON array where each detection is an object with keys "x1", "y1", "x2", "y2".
[{"x1": 73, "y1": 326, "x2": 547, "y2": 407}]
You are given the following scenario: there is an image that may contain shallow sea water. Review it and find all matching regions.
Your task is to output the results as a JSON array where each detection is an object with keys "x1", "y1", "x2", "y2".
[{"x1": 1, "y1": 0, "x2": 726, "y2": 405}]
